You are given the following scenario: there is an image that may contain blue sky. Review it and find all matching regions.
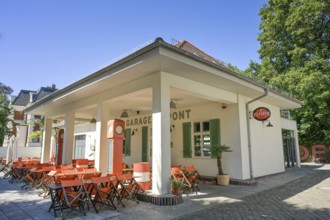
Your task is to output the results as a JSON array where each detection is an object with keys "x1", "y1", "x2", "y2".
[{"x1": 0, "y1": 0, "x2": 267, "y2": 95}]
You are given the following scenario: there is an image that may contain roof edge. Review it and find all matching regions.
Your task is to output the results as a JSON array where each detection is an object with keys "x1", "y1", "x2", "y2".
[{"x1": 25, "y1": 37, "x2": 302, "y2": 113}]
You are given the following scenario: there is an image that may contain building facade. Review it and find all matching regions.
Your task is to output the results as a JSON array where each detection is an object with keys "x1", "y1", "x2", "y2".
[
  {"x1": 25, "y1": 38, "x2": 301, "y2": 195},
  {"x1": 10, "y1": 85, "x2": 57, "y2": 147}
]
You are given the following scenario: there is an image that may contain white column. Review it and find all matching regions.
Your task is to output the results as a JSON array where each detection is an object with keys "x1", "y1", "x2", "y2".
[
  {"x1": 95, "y1": 102, "x2": 110, "y2": 174},
  {"x1": 152, "y1": 73, "x2": 171, "y2": 195},
  {"x1": 50, "y1": 135, "x2": 56, "y2": 159},
  {"x1": 26, "y1": 114, "x2": 34, "y2": 147},
  {"x1": 41, "y1": 118, "x2": 52, "y2": 163},
  {"x1": 237, "y1": 95, "x2": 250, "y2": 179},
  {"x1": 62, "y1": 111, "x2": 75, "y2": 164}
]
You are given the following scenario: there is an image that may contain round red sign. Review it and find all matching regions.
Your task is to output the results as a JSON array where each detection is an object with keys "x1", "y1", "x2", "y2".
[{"x1": 253, "y1": 107, "x2": 271, "y2": 121}]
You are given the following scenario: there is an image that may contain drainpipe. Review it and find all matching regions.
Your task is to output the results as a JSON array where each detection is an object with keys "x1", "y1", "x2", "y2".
[{"x1": 246, "y1": 88, "x2": 268, "y2": 180}]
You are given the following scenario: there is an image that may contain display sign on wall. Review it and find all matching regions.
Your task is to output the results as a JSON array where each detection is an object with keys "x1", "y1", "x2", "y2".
[{"x1": 253, "y1": 107, "x2": 271, "y2": 121}]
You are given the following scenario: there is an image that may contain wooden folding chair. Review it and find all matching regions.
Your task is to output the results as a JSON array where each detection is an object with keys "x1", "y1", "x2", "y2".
[
  {"x1": 106, "y1": 174, "x2": 125, "y2": 208},
  {"x1": 184, "y1": 165, "x2": 201, "y2": 194},
  {"x1": 76, "y1": 159, "x2": 89, "y2": 169},
  {"x1": 171, "y1": 167, "x2": 192, "y2": 194},
  {"x1": 21, "y1": 166, "x2": 38, "y2": 189},
  {"x1": 62, "y1": 169, "x2": 78, "y2": 177},
  {"x1": 61, "y1": 164, "x2": 74, "y2": 170},
  {"x1": 35, "y1": 166, "x2": 56, "y2": 196},
  {"x1": 83, "y1": 168, "x2": 98, "y2": 174},
  {"x1": 7, "y1": 161, "x2": 23, "y2": 183},
  {"x1": 0, "y1": 159, "x2": 12, "y2": 176},
  {"x1": 60, "y1": 179, "x2": 90, "y2": 217},
  {"x1": 55, "y1": 173, "x2": 76, "y2": 185},
  {"x1": 116, "y1": 173, "x2": 143, "y2": 204},
  {"x1": 91, "y1": 176, "x2": 118, "y2": 212}
]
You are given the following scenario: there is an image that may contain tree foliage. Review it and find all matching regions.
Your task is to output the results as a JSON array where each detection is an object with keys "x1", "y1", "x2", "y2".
[
  {"x1": 28, "y1": 116, "x2": 44, "y2": 141},
  {"x1": 0, "y1": 82, "x2": 14, "y2": 146},
  {"x1": 257, "y1": 0, "x2": 330, "y2": 146}
]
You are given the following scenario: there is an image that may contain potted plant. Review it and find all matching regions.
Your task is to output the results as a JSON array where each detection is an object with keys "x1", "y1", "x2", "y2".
[
  {"x1": 171, "y1": 179, "x2": 182, "y2": 195},
  {"x1": 212, "y1": 144, "x2": 232, "y2": 186}
]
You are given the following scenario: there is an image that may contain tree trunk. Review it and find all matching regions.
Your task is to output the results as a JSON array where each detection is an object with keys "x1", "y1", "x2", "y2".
[{"x1": 217, "y1": 156, "x2": 223, "y2": 175}]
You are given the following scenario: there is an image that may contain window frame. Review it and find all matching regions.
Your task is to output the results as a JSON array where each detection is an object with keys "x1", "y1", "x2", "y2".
[{"x1": 192, "y1": 121, "x2": 211, "y2": 158}]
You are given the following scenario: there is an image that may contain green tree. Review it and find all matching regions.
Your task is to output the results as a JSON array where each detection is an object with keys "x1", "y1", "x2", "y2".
[
  {"x1": 257, "y1": 0, "x2": 330, "y2": 145},
  {"x1": 0, "y1": 82, "x2": 14, "y2": 146},
  {"x1": 28, "y1": 115, "x2": 44, "y2": 142}
]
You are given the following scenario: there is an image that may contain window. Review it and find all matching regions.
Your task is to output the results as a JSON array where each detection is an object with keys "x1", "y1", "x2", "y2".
[
  {"x1": 74, "y1": 135, "x2": 86, "y2": 159},
  {"x1": 193, "y1": 121, "x2": 210, "y2": 157}
]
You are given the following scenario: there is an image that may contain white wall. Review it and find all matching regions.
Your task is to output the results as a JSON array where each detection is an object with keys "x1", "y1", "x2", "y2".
[
  {"x1": 16, "y1": 125, "x2": 28, "y2": 147},
  {"x1": 69, "y1": 100, "x2": 287, "y2": 180},
  {"x1": 123, "y1": 102, "x2": 243, "y2": 178},
  {"x1": 248, "y1": 101, "x2": 285, "y2": 177},
  {"x1": 0, "y1": 146, "x2": 41, "y2": 158},
  {"x1": 74, "y1": 123, "x2": 97, "y2": 160}
]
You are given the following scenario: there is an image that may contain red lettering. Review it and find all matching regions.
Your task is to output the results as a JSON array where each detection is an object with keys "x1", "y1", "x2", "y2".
[{"x1": 299, "y1": 145, "x2": 309, "y2": 161}]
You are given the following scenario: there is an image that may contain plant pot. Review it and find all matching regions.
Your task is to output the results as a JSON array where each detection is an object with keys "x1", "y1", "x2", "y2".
[
  {"x1": 172, "y1": 187, "x2": 181, "y2": 195},
  {"x1": 217, "y1": 174, "x2": 230, "y2": 186}
]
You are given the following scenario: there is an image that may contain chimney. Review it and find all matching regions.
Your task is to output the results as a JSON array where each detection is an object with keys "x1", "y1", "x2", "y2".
[{"x1": 29, "y1": 92, "x2": 34, "y2": 103}]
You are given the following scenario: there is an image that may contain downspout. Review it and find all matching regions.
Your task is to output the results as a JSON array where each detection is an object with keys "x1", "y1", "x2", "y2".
[{"x1": 246, "y1": 88, "x2": 268, "y2": 180}]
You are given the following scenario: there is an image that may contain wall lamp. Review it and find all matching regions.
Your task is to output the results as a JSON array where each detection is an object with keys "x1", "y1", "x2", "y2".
[
  {"x1": 120, "y1": 110, "x2": 129, "y2": 118},
  {"x1": 262, "y1": 120, "x2": 273, "y2": 127},
  {"x1": 90, "y1": 118, "x2": 97, "y2": 124},
  {"x1": 170, "y1": 125, "x2": 175, "y2": 132},
  {"x1": 170, "y1": 100, "x2": 177, "y2": 109},
  {"x1": 132, "y1": 129, "x2": 138, "y2": 136}
]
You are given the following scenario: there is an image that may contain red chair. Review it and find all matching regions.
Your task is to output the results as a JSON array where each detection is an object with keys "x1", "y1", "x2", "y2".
[
  {"x1": 60, "y1": 179, "x2": 90, "y2": 217},
  {"x1": 183, "y1": 166, "x2": 201, "y2": 194},
  {"x1": 91, "y1": 176, "x2": 118, "y2": 212},
  {"x1": 76, "y1": 159, "x2": 89, "y2": 168},
  {"x1": 171, "y1": 167, "x2": 192, "y2": 194}
]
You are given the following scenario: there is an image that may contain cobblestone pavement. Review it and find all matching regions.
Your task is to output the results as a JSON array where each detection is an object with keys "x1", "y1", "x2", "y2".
[
  {"x1": 1, "y1": 165, "x2": 330, "y2": 220},
  {"x1": 177, "y1": 169, "x2": 330, "y2": 220}
]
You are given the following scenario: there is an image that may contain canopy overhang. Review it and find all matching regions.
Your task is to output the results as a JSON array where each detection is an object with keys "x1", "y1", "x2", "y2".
[{"x1": 25, "y1": 38, "x2": 301, "y2": 118}]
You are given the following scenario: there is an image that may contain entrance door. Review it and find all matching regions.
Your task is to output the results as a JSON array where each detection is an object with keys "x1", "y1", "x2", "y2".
[{"x1": 283, "y1": 136, "x2": 296, "y2": 167}]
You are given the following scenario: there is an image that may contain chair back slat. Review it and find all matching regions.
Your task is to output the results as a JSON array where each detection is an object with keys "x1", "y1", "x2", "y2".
[{"x1": 61, "y1": 179, "x2": 83, "y2": 187}]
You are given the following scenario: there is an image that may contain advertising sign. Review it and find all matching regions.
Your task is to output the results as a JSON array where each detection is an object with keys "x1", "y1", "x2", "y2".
[{"x1": 253, "y1": 107, "x2": 271, "y2": 121}]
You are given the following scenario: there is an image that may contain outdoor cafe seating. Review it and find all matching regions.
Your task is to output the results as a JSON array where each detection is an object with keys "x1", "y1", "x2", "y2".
[
  {"x1": 91, "y1": 176, "x2": 118, "y2": 212},
  {"x1": 0, "y1": 157, "x2": 203, "y2": 217},
  {"x1": 183, "y1": 165, "x2": 201, "y2": 193},
  {"x1": 171, "y1": 165, "x2": 201, "y2": 194},
  {"x1": 60, "y1": 179, "x2": 91, "y2": 217},
  {"x1": 116, "y1": 173, "x2": 144, "y2": 205}
]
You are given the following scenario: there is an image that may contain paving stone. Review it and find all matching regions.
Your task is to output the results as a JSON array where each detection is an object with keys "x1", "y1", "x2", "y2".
[{"x1": 1, "y1": 164, "x2": 330, "y2": 219}]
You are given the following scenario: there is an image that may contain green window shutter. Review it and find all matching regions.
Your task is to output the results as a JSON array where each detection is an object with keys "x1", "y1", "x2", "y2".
[
  {"x1": 182, "y1": 122, "x2": 192, "y2": 158},
  {"x1": 142, "y1": 126, "x2": 148, "y2": 162},
  {"x1": 210, "y1": 119, "x2": 220, "y2": 158},
  {"x1": 124, "y1": 128, "x2": 131, "y2": 156}
]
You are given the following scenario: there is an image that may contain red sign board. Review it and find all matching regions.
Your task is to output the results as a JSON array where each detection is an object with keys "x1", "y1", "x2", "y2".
[{"x1": 253, "y1": 107, "x2": 271, "y2": 121}]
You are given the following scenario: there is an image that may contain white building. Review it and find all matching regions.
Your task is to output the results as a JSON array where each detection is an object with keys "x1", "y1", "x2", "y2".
[
  {"x1": 10, "y1": 85, "x2": 57, "y2": 147},
  {"x1": 25, "y1": 38, "x2": 301, "y2": 195}
]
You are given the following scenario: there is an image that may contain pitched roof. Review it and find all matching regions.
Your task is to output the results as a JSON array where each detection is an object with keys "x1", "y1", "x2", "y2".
[
  {"x1": 11, "y1": 90, "x2": 36, "y2": 106},
  {"x1": 33, "y1": 87, "x2": 57, "y2": 102},
  {"x1": 175, "y1": 40, "x2": 229, "y2": 69},
  {"x1": 11, "y1": 86, "x2": 57, "y2": 106}
]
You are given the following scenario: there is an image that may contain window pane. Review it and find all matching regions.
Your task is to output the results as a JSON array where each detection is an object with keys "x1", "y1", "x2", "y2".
[
  {"x1": 203, "y1": 135, "x2": 211, "y2": 156},
  {"x1": 194, "y1": 135, "x2": 201, "y2": 156},
  {"x1": 194, "y1": 146, "x2": 201, "y2": 156},
  {"x1": 203, "y1": 121, "x2": 210, "y2": 132},
  {"x1": 74, "y1": 135, "x2": 86, "y2": 158},
  {"x1": 194, "y1": 122, "x2": 201, "y2": 132}
]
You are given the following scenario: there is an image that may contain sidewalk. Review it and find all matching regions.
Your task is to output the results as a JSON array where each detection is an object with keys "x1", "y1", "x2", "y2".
[{"x1": 0, "y1": 163, "x2": 328, "y2": 220}]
